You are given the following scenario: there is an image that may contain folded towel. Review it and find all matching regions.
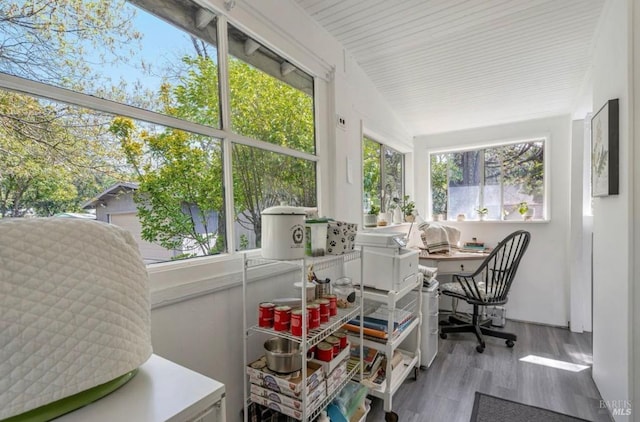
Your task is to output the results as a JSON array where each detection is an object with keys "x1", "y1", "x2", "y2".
[
  {"x1": 418, "y1": 265, "x2": 438, "y2": 280},
  {"x1": 420, "y1": 223, "x2": 461, "y2": 254}
]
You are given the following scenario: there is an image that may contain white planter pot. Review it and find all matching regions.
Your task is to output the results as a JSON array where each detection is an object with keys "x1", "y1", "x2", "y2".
[{"x1": 363, "y1": 214, "x2": 378, "y2": 228}]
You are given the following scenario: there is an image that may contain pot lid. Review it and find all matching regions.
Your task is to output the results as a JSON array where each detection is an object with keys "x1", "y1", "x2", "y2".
[{"x1": 262, "y1": 204, "x2": 306, "y2": 215}]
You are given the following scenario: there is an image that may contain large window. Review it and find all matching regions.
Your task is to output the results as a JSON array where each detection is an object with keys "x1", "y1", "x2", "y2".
[
  {"x1": 362, "y1": 136, "x2": 404, "y2": 214},
  {"x1": 0, "y1": 0, "x2": 317, "y2": 262},
  {"x1": 430, "y1": 140, "x2": 545, "y2": 221}
]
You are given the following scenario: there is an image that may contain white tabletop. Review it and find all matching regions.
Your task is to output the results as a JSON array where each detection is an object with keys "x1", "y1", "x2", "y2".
[{"x1": 56, "y1": 354, "x2": 225, "y2": 422}]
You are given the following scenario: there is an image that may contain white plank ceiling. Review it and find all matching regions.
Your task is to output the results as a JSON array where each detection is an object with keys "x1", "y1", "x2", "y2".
[{"x1": 295, "y1": 0, "x2": 606, "y2": 136}]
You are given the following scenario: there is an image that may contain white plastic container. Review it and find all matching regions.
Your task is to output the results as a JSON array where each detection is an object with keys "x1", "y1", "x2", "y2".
[{"x1": 261, "y1": 205, "x2": 306, "y2": 260}]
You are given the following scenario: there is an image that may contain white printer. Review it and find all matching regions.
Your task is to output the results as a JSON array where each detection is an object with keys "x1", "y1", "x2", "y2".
[{"x1": 355, "y1": 231, "x2": 419, "y2": 292}]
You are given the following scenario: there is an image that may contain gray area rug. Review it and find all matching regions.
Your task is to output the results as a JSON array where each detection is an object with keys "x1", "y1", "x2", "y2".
[{"x1": 470, "y1": 392, "x2": 592, "y2": 422}]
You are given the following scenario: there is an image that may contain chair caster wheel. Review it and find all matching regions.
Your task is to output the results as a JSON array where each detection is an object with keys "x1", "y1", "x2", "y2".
[
  {"x1": 440, "y1": 332, "x2": 447, "y2": 339},
  {"x1": 476, "y1": 345, "x2": 485, "y2": 353},
  {"x1": 506, "y1": 340, "x2": 515, "y2": 348},
  {"x1": 385, "y1": 411, "x2": 399, "y2": 422}
]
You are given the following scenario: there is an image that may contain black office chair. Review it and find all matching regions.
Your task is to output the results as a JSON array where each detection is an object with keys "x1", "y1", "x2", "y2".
[{"x1": 439, "y1": 230, "x2": 531, "y2": 353}]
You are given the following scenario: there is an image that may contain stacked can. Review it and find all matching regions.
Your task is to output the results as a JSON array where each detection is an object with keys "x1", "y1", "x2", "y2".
[
  {"x1": 315, "y1": 298, "x2": 330, "y2": 323},
  {"x1": 316, "y1": 342, "x2": 333, "y2": 362},
  {"x1": 333, "y1": 331, "x2": 348, "y2": 349},
  {"x1": 273, "y1": 305, "x2": 291, "y2": 331},
  {"x1": 323, "y1": 294, "x2": 338, "y2": 316},
  {"x1": 258, "y1": 302, "x2": 275, "y2": 328},
  {"x1": 291, "y1": 308, "x2": 310, "y2": 336},
  {"x1": 324, "y1": 335, "x2": 340, "y2": 357},
  {"x1": 307, "y1": 303, "x2": 320, "y2": 329}
]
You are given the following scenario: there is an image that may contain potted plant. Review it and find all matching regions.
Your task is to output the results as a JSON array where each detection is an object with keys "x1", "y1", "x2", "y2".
[
  {"x1": 475, "y1": 207, "x2": 489, "y2": 221},
  {"x1": 400, "y1": 195, "x2": 416, "y2": 222},
  {"x1": 517, "y1": 202, "x2": 533, "y2": 220},
  {"x1": 364, "y1": 204, "x2": 379, "y2": 228}
]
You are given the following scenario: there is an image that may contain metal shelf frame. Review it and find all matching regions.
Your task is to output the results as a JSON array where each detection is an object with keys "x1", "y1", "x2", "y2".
[
  {"x1": 241, "y1": 251, "x2": 364, "y2": 422},
  {"x1": 351, "y1": 249, "x2": 423, "y2": 414}
]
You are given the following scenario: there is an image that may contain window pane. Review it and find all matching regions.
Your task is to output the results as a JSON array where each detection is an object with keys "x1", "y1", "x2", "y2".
[
  {"x1": 362, "y1": 137, "x2": 381, "y2": 213},
  {"x1": 382, "y1": 146, "x2": 404, "y2": 212},
  {"x1": 227, "y1": 25, "x2": 315, "y2": 154},
  {"x1": 113, "y1": 123, "x2": 226, "y2": 261},
  {"x1": 0, "y1": 88, "x2": 226, "y2": 263},
  {"x1": 0, "y1": 0, "x2": 221, "y2": 127},
  {"x1": 430, "y1": 153, "x2": 449, "y2": 219},
  {"x1": 232, "y1": 144, "x2": 316, "y2": 251},
  {"x1": 498, "y1": 141, "x2": 544, "y2": 219},
  {"x1": 429, "y1": 140, "x2": 545, "y2": 222},
  {"x1": 448, "y1": 150, "x2": 481, "y2": 220},
  {"x1": 483, "y1": 148, "x2": 502, "y2": 220}
]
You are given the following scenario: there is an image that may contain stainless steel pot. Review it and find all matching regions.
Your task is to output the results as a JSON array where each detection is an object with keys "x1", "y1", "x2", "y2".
[{"x1": 263, "y1": 337, "x2": 302, "y2": 373}]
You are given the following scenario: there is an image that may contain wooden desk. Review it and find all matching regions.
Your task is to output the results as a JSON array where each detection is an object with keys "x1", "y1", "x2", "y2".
[
  {"x1": 419, "y1": 252, "x2": 489, "y2": 314},
  {"x1": 419, "y1": 251, "x2": 488, "y2": 275},
  {"x1": 58, "y1": 354, "x2": 226, "y2": 422}
]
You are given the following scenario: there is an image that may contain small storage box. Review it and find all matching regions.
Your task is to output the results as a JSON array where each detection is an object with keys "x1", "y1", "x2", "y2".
[{"x1": 361, "y1": 246, "x2": 418, "y2": 292}]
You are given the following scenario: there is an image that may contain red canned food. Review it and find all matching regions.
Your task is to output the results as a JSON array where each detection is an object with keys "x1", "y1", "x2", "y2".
[
  {"x1": 333, "y1": 331, "x2": 347, "y2": 349},
  {"x1": 291, "y1": 308, "x2": 305, "y2": 336},
  {"x1": 315, "y1": 298, "x2": 330, "y2": 323},
  {"x1": 258, "y1": 302, "x2": 275, "y2": 328},
  {"x1": 316, "y1": 342, "x2": 333, "y2": 362},
  {"x1": 325, "y1": 335, "x2": 340, "y2": 357},
  {"x1": 324, "y1": 294, "x2": 338, "y2": 316},
  {"x1": 274, "y1": 305, "x2": 291, "y2": 331},
  {"x1": 307, "y1": 303, "x2": 320, "y2": 329}
]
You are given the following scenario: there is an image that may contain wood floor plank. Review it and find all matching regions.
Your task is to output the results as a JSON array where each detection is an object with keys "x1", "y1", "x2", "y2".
[{"x1": 366, "y1": 320, "x2": 613, "y2": 422}]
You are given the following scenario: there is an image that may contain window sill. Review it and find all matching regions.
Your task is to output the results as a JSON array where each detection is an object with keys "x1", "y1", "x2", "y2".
[
  {"x1": 147, "y1": 250, "x2": 297, "y2": 309},
  {"x1": 434, "y1": 219, "x2": 550, "y2": 224}
]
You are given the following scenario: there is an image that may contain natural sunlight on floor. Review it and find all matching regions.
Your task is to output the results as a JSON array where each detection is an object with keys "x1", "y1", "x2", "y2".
[{"x1": 519, "y1": 355, "x2": 590, "y2": 372}]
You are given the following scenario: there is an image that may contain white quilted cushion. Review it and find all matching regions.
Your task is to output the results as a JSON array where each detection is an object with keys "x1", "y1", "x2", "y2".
[{"x1": 0, "y1": 218, "x2": 152, "y2": 419}]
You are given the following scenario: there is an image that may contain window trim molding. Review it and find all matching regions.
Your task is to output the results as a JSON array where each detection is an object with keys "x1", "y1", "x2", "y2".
[{"x1": 426, "y1": 133, "x2": 551, "y2": 222}]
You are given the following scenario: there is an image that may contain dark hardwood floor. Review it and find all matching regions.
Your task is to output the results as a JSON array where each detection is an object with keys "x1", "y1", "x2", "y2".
[{"x1": 366, "y1": 318, "x2": 613, "y2": 422}]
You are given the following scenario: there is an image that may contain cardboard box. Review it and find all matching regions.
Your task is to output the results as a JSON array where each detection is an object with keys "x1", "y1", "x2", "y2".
[
  {"x1": 247, "y1": 357, "x2": 324, "y2": 397},
  {"x1": 250, "y1": 382, "x2": 325, "y2": 411},
  {"x1": 250, "y1": 388, "x2": 326, "y2": 420},
  {"x1": 326, "y1": 360, "x2": 349, "y2": 394},
  {"x1": 309, "y1": 342, "x2": 351, "y2": 375}
]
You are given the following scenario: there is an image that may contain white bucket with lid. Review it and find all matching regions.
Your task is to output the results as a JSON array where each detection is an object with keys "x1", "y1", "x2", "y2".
[{"x1": 261, "y1": 204, "x2": 306, "y2": 260}]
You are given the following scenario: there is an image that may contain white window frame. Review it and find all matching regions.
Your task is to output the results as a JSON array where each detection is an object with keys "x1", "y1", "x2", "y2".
[
  {"x1": 0, "y1": 8, "x2": 320, "y2": 303},
  {"x1": 426, "y1": 136, "x2": 550, "y2": 222}
]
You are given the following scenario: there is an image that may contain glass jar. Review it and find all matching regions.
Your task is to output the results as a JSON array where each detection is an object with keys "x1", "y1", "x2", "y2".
[{"x1": 333, "y1": 277, "x2": 355, "y2": 308}]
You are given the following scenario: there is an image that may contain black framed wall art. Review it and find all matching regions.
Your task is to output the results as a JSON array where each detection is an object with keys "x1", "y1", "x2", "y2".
[{"x1": 591, "y1": 98, "x2": 619, "y2": 197}]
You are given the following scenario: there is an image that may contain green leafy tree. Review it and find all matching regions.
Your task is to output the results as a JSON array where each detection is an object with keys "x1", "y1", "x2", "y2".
[
  {"x1": 0, "y1": 0, "x2": 143, "y2": 217},
  {"x1": 362, "y1": 137, "x2": 381, "y2": 211},
  {"x1": 0, "y1": 0, "x2": 141, "y2": 91},
  {"x1": 114, "y1": 52, "x2": 316, "y2": 254},
  {"x1": 0, "y1": 91, "x2": 121, "y2": 216}
]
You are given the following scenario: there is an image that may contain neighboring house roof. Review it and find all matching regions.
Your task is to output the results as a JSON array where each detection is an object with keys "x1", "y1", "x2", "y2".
[
  {"x1": 82, "y1": 182, "x2": 139, "y2": 209},
  {"x1": 54, "y1": 212, "x2": 96, "y2": 219}
]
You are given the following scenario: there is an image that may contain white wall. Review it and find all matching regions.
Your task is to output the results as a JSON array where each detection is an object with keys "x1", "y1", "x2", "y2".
[
  {"x1": 590, "y1": 0, "x2": 632, "y2": 419},
  {"x1": 151, "y1": 266, "x2": 300, "y2": 422},
  {"x1": 569, "y1": 119, "x2": 593, "y2": 333},
  {"x1": 413, "y1": 115, "x2": 572, "y2": 327}
]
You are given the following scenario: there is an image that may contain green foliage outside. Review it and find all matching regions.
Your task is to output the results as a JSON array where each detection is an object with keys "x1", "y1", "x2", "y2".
[
  {"x1": 429, "y1": 142, "x2": 544, "y2": 218},
  {"x1": 0, "y1": 0, "x2": 138, "y2": 217},
  {"x1": 0, "y1": 1, "x2": 317, "y2": 259}
]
